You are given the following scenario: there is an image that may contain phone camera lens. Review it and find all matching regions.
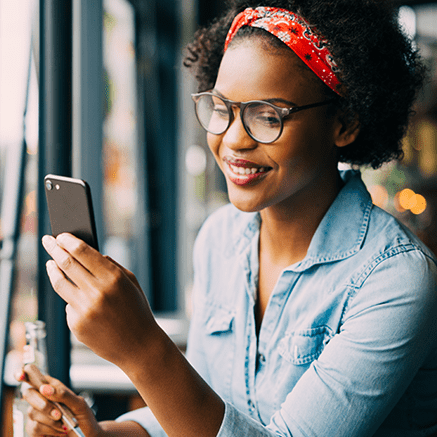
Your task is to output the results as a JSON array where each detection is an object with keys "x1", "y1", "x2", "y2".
[{"x1": 45, "y1": 180, "x2": 53, "y2": 191}]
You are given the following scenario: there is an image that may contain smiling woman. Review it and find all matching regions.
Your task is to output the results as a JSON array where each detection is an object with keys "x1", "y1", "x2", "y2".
[
  {"x1": 204, "y1": 39, "x2": 354, "y2": 217},
  {"x1": 18, "y1": 1, "x2": 437, "y2": 437}
]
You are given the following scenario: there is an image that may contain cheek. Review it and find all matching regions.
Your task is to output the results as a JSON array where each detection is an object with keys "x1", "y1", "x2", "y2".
[
  {"x1": 206, "y1": 132, "x2": 217, "y2": 152},
  {"x1": 207, "y1": 133, "x2": 223, "y2": 164},
  {"x1": 271, "y1": 127, "x2": 337, "y2": 174}
]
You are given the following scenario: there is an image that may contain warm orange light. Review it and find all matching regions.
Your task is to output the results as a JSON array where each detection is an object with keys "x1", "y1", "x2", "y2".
[
  {"x1": 394, "y1": 191, "x2": 405, "y2": 212},
  {"x1": 395, "y1": 188, "x2": 427, "y2": 215},
  {"x1": 398, "y1": 189, "x2": 416, "y2": 210},
  {"x1": 410, "y1": 194, "x2": 427, "y2": 215},
  {"x1": 25, "y1": 190, "x2": 36, "y2": 215},
  {"x1": 27, "y1": 145, "x2": 37, "y2": 155}
]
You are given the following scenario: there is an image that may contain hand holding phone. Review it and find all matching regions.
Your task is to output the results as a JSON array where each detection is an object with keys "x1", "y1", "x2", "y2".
[{"x1": 44, "y1": 174, "x2": 99, "y2": 251}]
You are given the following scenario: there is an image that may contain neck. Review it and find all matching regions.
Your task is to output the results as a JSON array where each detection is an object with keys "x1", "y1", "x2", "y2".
[{"x1": 259, "y1": 170, "x2": 343, "y2": 267}]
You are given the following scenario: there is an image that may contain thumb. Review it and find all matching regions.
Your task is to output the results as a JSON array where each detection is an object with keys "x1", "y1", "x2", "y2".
[
  {"x1": 24, "y1": 364, "x2": 85, "y2": 416},
  {"x1": 24, "y1": 364, "x2": 102, "y2": 435}
]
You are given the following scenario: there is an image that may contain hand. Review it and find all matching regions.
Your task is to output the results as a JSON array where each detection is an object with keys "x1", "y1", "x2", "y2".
[
  {"x1": 16, "y1": 364, "x2": 103, "y2": 437},
  {"x1": 42, "y1": 233, "x2": 160, "y2": 370}
]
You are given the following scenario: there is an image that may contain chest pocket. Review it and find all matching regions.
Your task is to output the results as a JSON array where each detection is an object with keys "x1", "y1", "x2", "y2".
[
  {"x1": 278, "y1": 326, "x2": 333, "y2": 365},
  {"x1": 269, "y1": 326, "x2": 334, "y2": 411},
  {"x1": 203, "y1": 304, "x2": 236, "y2": 399},
  {"x1": 205, "y1": 305, "x2": 234, "y2": 335}
]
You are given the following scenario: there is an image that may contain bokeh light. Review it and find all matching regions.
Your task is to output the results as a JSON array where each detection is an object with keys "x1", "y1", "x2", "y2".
[
  {"x1": 410, "y1": 194, "x2": 427, "y2": 215},
  {"x1": 394, "y1": 188, "x2": 427, "y2": 215}
]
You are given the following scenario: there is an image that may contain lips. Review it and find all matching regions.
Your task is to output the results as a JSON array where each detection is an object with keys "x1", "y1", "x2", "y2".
[{"x1": 223, "y1": 157, "x2": 272, "y2": 186}]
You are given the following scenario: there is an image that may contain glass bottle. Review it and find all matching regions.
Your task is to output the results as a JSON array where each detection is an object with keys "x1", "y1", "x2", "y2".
[{"x1": 12, "y1": 321, "x2": 48, "y2": 437}]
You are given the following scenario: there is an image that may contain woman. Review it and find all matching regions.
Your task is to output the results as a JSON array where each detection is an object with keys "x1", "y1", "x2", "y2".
[{"x1": 19, "y1": 0, "x2": 437, "y2": 436}]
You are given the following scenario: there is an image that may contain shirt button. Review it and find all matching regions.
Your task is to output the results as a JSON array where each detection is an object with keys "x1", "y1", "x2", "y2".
[
  {"x1": 248, "y1": 400, "x2": 255, "y2": 411},
  {"x1": 258, "y1": 353, "x2": 266, "y2": 363}
]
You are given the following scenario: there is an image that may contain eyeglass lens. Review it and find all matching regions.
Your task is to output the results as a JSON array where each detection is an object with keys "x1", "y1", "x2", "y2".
[{"x1": 195, "y1": 94, "x2": 282, "y2": 143}]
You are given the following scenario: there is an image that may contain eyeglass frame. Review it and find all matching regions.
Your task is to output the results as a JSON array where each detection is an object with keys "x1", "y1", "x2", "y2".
[{"x1": 191, "y1": 91, "x2": 338, "y2": 144}]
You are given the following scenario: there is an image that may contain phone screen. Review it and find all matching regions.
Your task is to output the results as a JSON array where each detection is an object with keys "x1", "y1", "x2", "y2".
[{"x1": 44, "y1": 174, "x2": 99, "y2": 251}]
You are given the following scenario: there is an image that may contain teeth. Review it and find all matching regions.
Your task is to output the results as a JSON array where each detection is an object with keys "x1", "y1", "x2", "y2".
[{"x1": 230, "y1": 164, "x2": 265, "y2": 176}]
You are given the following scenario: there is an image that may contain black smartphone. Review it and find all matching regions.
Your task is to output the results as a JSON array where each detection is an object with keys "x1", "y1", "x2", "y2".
[{"x1": 44, "y1": 174, "x2": 99, "y2": 251}]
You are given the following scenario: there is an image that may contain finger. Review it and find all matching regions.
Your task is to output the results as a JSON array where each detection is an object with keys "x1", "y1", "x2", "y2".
[
  {"x1": 27, "y1": 418, "x2": 67, "y2": 437},
  {"x1": 15, "y1": 369, "x2": 27, "y2": 383},
  {"x1": 27, "y1": 406, "x2": 67, "y2": 435},
  {"x1": 24, "y1": 364, "x2": 89, "y2": 419},
  {"x1": 22, "y1": 365, "x2": 61, "y2": 421},
  {"x1": 45, "y1": 259, "x2": 80, "y2": 306},
  {"x1": 55, "y1": 233, "x2": 115, "y2": 277},
  {"x1": 42, "y1": 235, "x2": 94, "y2": 292},
  {"x1": 65, "y1": 303, "x2": 81, "y2": 333},
  {"x1": 21, "y1": 384, "x2": 63, "y2": 423},
  {"x1": 24, "y1": 364, "x2": 50, "y2": 387}
]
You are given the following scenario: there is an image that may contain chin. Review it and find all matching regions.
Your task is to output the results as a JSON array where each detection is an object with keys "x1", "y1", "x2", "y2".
[
  {"x1": 227, "y1": 193, "x2": 267, "y2": 213},
  {"x1": 231, "y1": 203, "x2": 261, "y2": 213}
]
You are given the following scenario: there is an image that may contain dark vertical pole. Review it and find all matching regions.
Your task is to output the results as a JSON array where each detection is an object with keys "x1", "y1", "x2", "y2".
[
  {"x1": 153, "y1": 1, "x2": 178, "y2": 312},
  {"x1": 37, "y1": 0, "x2": 72, "y2": 385},
  {"x1": 134, "y1": 0, "x2": 179, "y2": 312},
  {"x1": 72, "y1": 0, "x2": 104, "y2": 245},
  {"x1": 133, "y1": 6, "x2": 153, "y2": 306}
]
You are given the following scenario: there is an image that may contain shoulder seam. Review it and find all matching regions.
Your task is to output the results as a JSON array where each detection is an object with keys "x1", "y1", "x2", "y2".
[{"x1": 340, "y1": 242, "x2": 432, "y2": 324}]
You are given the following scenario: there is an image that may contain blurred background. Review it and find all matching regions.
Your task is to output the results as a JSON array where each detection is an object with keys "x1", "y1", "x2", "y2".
[{"x1": 0, "y1": 0, "x2": 436, "y2": 433}]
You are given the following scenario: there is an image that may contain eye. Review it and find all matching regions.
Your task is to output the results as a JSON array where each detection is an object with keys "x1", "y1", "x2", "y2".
[
  {"x1": 257, "y1": 113, "x2": 281, "y2": 127},
  {"x1": 211, "y1": 96, "x2": 229, "y2": 119},
  {"x1": 212, "y1": 104, "x2": 229, "y2": 119},
  {"x1": 247, "y1": 104, "x2": 281, "y2": 128}
]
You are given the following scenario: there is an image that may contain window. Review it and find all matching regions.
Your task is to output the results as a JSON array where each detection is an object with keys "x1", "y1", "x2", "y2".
[{"x1": 362, "y1": 5, "x2": 437, "y2": 256}]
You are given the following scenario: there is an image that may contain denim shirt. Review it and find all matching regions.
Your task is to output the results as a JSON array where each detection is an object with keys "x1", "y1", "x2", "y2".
[{"x1": 117, "y1": 170, "x2": 437, "y2": 436}]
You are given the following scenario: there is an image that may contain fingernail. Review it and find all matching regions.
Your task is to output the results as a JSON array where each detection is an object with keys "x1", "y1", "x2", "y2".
[
  {"x1": 57, "y1": 233, "x2": 74, "y2": 245},
  {"x1": 40, "y1": 384, "x2": 55, "y2": 396},
  {"x1": 15, "y1": 371, "x2": 25, "y2": 382},
  {"x1": 42, "y1": 235, "x2": 56, "y2": 250},
  {"x1": 46, "y1": 259, "x2": 56, "y2": 271},
  {"x1": 51, "y1": 409, "x2": 62, "y2": 420},
  {"x1": 56, "y1": 233, "x2": 68, "y2": 242}
]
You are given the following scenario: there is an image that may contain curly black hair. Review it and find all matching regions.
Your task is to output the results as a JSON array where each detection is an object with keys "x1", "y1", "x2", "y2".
[{"x1": 184, "y1": 0, "x2": 427, "y2": 168}]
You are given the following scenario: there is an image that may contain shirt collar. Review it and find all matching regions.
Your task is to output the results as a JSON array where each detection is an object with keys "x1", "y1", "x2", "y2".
[
  {"x1": 229, "y1": 170, "x2": 373, "y2": 271},
  {"x1": 296, "y1": 170, "x2": 372, "y2": 271}
]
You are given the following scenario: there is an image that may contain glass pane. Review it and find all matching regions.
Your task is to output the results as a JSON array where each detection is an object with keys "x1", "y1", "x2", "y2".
[
  {"x1": 362, "y1": 5, "x2": 437, "y2": 256},
  {"x1": 102, "y1": 0, "x2": 137, "y2": 269},
  {"x1": 0, "y1": 0, "x2": 39, "y2": 383}
]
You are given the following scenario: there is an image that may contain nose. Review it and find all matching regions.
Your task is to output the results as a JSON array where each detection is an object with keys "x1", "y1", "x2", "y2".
[{"x1": 222, "y1": 109, "x2": 257, "y2": 151}]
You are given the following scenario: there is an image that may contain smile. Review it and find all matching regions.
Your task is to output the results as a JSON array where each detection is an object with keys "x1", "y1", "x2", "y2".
[
  {"x1": 224, "y1": 159, "x2": 271, "y2": 186},
  {"x1": 229, "y1": 164, "x2": 268, "y2": 175}
]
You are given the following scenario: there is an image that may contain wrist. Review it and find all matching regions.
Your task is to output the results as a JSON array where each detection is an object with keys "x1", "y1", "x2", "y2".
[{"x1": 117, "y1": 322, "x2": 171, "y2": 382}]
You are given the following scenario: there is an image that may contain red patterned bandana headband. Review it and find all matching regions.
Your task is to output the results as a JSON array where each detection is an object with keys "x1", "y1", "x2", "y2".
[{"x1": 224, "y1": 7, "x2": 341, "y2": 95}]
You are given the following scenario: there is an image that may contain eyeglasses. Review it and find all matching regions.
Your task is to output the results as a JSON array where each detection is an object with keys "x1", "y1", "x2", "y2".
[{"x1": 191, "y1": 92, "x2": 337, "y2": 144}]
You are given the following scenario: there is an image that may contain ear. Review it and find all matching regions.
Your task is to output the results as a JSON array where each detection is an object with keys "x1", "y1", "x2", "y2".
[{"x1": 334, "y1": 112, "x2": 360, "y2": 148}]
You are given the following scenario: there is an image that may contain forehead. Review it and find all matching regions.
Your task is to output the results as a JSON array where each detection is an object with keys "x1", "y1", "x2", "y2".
[{"x1": 215, "y1": 38, "x2": 325, "y2": 102}]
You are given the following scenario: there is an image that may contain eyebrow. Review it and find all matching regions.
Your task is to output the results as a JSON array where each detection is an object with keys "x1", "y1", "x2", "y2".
[{"x1": 211, "y1": 88, "x2": 298, "y2": 107}]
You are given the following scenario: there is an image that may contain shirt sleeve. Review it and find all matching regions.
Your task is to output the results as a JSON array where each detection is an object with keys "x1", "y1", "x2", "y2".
[
  {"x1": 207, "y1": 249, "x2": 437, "y2": 437},
  {"x1": 274, "y1": 249, "x2": 437, "y2": 436},
  {"x1": 120, "y1": 239, "x2": 437, "y2": 436},
  {"x1": 116, "y1": 406, "x2": 167, "y2": 437}
]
